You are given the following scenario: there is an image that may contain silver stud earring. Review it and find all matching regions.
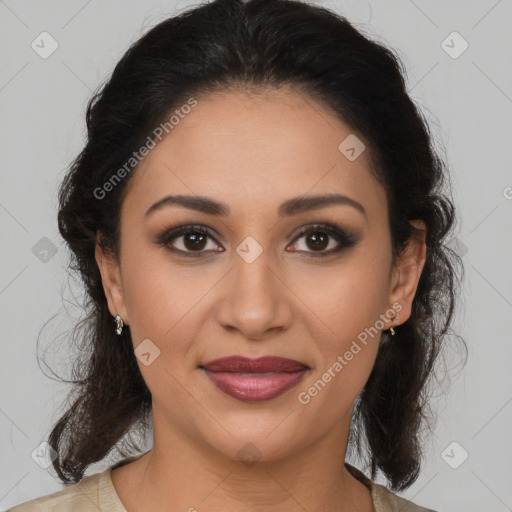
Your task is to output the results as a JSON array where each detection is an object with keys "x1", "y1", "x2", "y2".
[
  {"x1": 388, "y1": 313, "x2": 398, "y2": 336},
  {"x1": 114, "y1": 314, "x2": 124, "y2": 335}
]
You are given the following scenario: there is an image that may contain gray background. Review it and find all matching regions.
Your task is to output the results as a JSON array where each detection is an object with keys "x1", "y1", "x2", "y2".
[{"x1": 1, "y1": 1, "x2": 511, "y2": 511}]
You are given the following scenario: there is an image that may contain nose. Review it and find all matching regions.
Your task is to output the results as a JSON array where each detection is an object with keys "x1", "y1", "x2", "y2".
[{"x1": 214, "y1": 249, "x2": 293, "y2": 341}]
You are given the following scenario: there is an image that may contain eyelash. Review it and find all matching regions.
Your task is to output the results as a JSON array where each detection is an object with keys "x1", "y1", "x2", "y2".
[{"x1": 157, "y1": 223, "x2": 358, "y2": 258}]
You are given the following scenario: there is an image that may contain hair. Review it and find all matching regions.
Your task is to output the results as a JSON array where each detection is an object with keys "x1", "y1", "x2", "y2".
[{"x1": 47, "y1": 0, "x2": 467, "y2": 492}]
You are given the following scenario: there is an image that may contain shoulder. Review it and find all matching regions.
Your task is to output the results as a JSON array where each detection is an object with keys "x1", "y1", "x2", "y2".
[
  {"x1": 344, "y1": 463, "x2": 439, "y2": 512},
  {"x1": 8, "y1": 451, "x2": 149, "y2": 511},
  {"x1": 7, "y1": 470, "x2": 114, "y2": 512},
  {"x1": 371, "y1": 481, "x2": 439, "y2": 512}
]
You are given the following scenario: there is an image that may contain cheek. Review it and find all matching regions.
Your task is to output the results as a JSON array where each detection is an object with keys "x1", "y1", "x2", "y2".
[
  {"x1": 291, "y1": 251, "x2": 391, "y2": 339},
  {"x1": 119, "y1": 251, "x2": 206, "y2": 405},
  {"x1": 290, "y1": 254, "x2": 390, "y2": 405},
  {"x1": 119, "y1": 247, "x2": 202, "y2": 347}
]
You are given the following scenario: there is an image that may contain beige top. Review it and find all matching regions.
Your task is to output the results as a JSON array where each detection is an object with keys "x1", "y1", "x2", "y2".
[{"x1": 8, "y1": 457, "x2": 438, "y2": 512}]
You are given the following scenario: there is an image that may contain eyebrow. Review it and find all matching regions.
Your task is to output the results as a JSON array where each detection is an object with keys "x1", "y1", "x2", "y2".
[{"x1": 144, "y1": 193, "x2": 367, "y2": 219}]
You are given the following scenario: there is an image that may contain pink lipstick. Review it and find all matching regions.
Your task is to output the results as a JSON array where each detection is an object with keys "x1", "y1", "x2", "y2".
[{"x1": 200, "y1": 356, "x2": 309, "y2": 402}]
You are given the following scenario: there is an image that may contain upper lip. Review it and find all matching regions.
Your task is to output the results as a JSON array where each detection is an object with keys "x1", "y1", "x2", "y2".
[{"x1": 200, "y1": 356, "x2": 309, "y2": 373}]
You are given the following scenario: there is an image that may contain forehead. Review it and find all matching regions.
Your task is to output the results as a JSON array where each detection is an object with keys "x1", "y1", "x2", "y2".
[{"x1": 122, "y1": 87, "x2": 387, "y2": 221}]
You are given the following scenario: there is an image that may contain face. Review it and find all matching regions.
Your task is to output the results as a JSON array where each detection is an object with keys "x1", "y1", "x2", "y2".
[{"x1": 96, "y1": 87, "x2": 426, "y2": 463}]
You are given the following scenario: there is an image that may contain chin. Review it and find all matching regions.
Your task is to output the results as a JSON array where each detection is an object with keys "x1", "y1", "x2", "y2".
[{"x1": 193, "y1": 414, "x2": 310, "y2": 464}]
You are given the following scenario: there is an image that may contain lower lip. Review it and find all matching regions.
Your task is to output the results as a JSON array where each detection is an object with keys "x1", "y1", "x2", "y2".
[{"x1": 202, "y1": 368, "x2": 309, "y2": 402}]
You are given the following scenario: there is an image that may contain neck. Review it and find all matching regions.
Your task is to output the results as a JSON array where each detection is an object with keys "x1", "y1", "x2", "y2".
[{"x1": 111, "y1": 411, "x2": 373, "y2": 512}]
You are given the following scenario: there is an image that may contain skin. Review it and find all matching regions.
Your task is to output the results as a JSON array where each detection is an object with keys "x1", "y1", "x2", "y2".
[{"x1": 96, "y1": 86, "x2": 427, "y2": 512}]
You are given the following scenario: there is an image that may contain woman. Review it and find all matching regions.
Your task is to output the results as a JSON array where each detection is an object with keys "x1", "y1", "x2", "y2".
[{"x1": 9, "y1": 0, "x2": 465, "y2": 510}]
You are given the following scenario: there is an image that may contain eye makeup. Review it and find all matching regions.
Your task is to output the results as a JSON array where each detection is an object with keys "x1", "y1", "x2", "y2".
[{"x1": 154, "y1": 221, "x2": 360, "y2": 259}]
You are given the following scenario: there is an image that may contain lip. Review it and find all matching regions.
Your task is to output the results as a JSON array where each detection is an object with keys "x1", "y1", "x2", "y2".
[{"x1": 200, "y1": 356, "x2": 310, "y2": 402}]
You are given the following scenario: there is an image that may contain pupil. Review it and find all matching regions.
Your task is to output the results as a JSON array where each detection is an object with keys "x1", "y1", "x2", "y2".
[
  {"x1": 185, "y1": 232, "x2": 206, "y2": 250},
  {"x1": 308, "y1": 232, "x2": 327, "y2": 251}
]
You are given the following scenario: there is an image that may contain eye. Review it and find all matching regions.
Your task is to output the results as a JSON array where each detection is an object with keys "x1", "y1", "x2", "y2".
[
  {"x1": 158, "y1": 225, "x2": 223, "y2": 257},
  {"x1": 287, "y1": 223, "x2": 358, "y2": 257},
  {"x1": 157, "y1": 222, "x2": 358, "y2": 258}
]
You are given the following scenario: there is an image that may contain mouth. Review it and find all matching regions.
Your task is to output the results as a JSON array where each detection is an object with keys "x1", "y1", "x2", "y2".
[{"x1": 199, "y1": 356, "x2": 310, "y2": 402}]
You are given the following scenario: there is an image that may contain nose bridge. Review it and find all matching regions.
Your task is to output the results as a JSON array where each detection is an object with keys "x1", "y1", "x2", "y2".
[
  {"x1": 214, "y1": 236, "x2": 292, "y2": 339},
  {"x1": 235, "y1": 238, "x2": 274, "y2": 298}
]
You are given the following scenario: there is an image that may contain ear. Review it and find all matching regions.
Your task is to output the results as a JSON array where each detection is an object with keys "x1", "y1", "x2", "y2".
[
  {"x1": 95, "y1": 231, "x2": 129, "y2": 325},
  {"x1": 386, "y1": 220, "x2": 427, "y2": 328}
]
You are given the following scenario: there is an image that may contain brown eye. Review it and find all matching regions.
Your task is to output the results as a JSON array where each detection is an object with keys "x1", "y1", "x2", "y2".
[
  {"x1": 288, "y1": 223, "x2": 358, "y2": 257},
  {"x1": 304, "y1": 231, "x2": 329, "y2": 251},
  {"x1": 157, "y1": 223, "x2": 358, "y2": 259},
  {"x1": 181, "y1": 231, "x2": 208, "y2": 251},
  {"x1": 158, "y1": 225, "x2": 223, "y2": 257}
]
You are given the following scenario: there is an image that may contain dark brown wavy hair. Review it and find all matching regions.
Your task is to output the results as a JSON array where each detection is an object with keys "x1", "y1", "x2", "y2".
[{"x1": 45, "y1": 0, "x2": 467, "y2": 492}]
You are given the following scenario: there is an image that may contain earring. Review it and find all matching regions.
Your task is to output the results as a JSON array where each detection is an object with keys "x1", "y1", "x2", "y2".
[
  {"x1": 388, "y1": 312, "x2": 398, "y2": 336},
  {"x1": 114, "y1": 314, "x2": 124, "y2": 335}
]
